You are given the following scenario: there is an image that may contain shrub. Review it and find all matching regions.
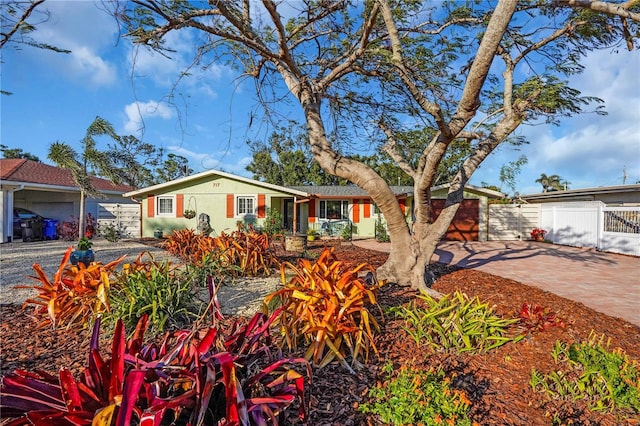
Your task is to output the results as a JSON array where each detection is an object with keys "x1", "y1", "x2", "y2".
[
  {"x1": 358, "y1": 361, "x2": 473, "y2": 425},
  {"x1": 531, "y1": 332, "x2": 640, "y2": 415},
  {"x1": 264, "y1": 247, "x2": 383, "y2": 372},
  {"x1": 518, "y1": 303, "x2": 565, "y2": 332},
  {"x1": 97, "y1": 221, "x2": 128, "y2": 242},
  {"x1": 107, "y1": 253, "x2": 202, "y2": 336},
  {"x1": 56, "y1": 214, "x2": 97, "y2": 241},
  {"x1": 389, "y1": 291, "x2": 523, "y2": 354},
  {"x1": 162, "y1": 228, "x2": 215, "y2": 265},
  {"x1": 341, "y1": 222, "x2": 353, "y2": 240},
  {"x1": 212, "y1": 226, "x2": 280, "y2": 276},
  {"x1": 263, "y1": 207, "x2": 284, "y2": 236},
  {"x1": 0, "y1": 311, "x2": 311, "y2": 425},
  {"x1": 163, "y1": 227, "x2": 280, "y2": 277},
  {"x1": 20, "y1": 247, "x2": 126, "y2": 329},
  {"x1": 375, "y1": 214, "x2": 390, "y2": 242}
]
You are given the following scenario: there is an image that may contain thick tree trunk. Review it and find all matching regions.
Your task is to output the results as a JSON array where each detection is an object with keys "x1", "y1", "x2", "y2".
[{"x1": 376, "y1": 201, "x2": 460, "y2": 295}]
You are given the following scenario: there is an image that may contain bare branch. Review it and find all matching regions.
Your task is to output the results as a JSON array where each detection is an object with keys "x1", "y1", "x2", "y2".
[
  {"x1": 553, "y1": 0, "x2": 640, "y2": 22},
  {"x1": 0, "y1": 0, "x2": 45, "y2": 49}
]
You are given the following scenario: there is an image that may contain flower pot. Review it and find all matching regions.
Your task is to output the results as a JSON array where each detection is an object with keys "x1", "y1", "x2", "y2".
[
  {"x1": 154, "y1": 229, "x2": 163, "y2": 239},
  {"x1": 307, "y1": 235, "x2": 316, "y2": 242},
  {"x1": 534, "y1": 235, "x2": 544, "y2": 242},
  {"x1": 70, "y1": 249, "x2": 95, "y2": 266}
]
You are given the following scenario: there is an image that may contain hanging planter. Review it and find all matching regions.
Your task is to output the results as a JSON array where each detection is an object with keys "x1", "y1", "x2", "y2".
[{"x1": 184, "y1": 196, "x2": 197, "y2": 219}]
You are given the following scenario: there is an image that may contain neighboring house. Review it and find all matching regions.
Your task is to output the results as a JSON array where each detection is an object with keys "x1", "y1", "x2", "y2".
[
  {"x1": 520, "y1": 184, "x2": 640, "y2": 206},
  {"x1": 0, "y1": 159, "x2": 135, "y2": 242},
  {"x1": 124, "y1": 169, "x2": 504, "y2": 241}
]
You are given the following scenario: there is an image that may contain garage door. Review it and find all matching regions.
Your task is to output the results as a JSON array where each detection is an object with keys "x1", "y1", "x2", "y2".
[
  {"x1": 429, "y1": 199, "x2": 479, "y2": 241},
  {"x1": 31, "y1": 202, "x2": 74, "y2": 222}
]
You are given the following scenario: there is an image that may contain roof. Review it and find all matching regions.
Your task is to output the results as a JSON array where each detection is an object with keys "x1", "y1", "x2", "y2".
[
  {"x1": 123, "y1": 169, "x2": 310, "y2": 198},
  {"x1": 122, "y1": 167, "x2": 505, "y2": 200},
  {"x1": 521, "y1": 184, "x2": 640, "y2": 201},
  {"x1": 290, "y1": 183, "x2": 504, "y2": 199},
  {"x1": 288, "y1": 185, "x2": 414, "y2": 197},
  {"x1": 0, "y1": 159, "x2": 134, "y2": 194}
]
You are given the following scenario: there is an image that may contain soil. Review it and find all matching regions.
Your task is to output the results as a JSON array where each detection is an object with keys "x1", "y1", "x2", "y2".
[{"x1": 1, "y1": 239, "x2": 639, "y2": 425}]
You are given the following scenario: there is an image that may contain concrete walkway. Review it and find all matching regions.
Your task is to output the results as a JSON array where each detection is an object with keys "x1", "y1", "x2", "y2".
[{"x1": 353, "y1": 239, "x2": 640, "y2": 327}]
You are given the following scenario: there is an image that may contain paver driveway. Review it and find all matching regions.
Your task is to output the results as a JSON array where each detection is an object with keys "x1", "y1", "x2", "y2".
[{"x1": 354, "y1": 239, "x2": 640, "y2": 327}]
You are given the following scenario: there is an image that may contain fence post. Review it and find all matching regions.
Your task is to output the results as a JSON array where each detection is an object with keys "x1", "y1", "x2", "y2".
[{"x1": 597, "y1": 203, "x2": 603, "y2": 251}]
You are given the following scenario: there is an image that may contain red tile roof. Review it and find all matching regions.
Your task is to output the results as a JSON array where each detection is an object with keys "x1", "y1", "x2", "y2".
[{"x1": 0, "y1": 159, "x2": 133, "y2": 193}]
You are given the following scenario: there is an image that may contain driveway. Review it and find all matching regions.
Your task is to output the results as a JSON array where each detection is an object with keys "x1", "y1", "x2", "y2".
[
  {"x1": 354, "y1": 239, "x2": 640, "y2": 327},
  {"x1": 0, "y1": 238, "x2": 179, "y2": 305}
]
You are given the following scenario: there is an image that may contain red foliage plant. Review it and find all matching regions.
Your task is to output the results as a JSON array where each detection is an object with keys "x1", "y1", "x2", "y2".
[
  {"x1": 518, "y1": 303, "x2": 566, "y2": 332},
  {"x1": 1, "y1": 306, "x2": 311, "y2": 425}
]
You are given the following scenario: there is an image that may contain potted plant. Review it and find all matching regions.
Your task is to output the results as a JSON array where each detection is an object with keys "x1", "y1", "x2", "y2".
[
  {"x1": 183, "y1": 209, "x2": 196, "y2": 219},
  {"x1": 307, "y1": 228, "x2": 318, "y2": 241},
  {"x1": 530, "y1": 228, "x2": 547, "y2": 242},
  {"x1": 70, "y1": 237, "x2": 95, "y2": 266}
]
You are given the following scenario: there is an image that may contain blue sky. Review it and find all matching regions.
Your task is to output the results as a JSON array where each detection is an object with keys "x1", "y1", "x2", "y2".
[{"x1": 2, "y1": 1, "x2": 639, "y2": 195}]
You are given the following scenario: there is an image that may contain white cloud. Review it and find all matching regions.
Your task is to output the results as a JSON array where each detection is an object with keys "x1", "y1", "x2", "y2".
[
  {"x1": 126, "y1": 29, "x2": 225, "y2": 98},
  {"x1": 123, "y1": 101, "x2": 175, "y2": 135},
  {"x1": 27, "y1": 1, "x2": 119, "y2": 87},
  {"x1": 475, "y1": 48, "x2": 640, "y2": 194}
]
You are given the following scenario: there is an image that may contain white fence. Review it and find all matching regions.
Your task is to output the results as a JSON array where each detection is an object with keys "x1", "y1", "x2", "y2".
[
  {"x1": 97, "y1": 203, "x2": 141, "y2": 239},
  {"x1": 488, "y1": 204, "x2": 541, "y2": 241},
  {"x1": 489, "y1": 201, "x2": 640, "y2": 256}
]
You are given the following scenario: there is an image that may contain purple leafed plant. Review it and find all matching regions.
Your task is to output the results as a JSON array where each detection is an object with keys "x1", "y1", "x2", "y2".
[{"x1": 1, "y1": 304, "x2": 311, "y2": 425}]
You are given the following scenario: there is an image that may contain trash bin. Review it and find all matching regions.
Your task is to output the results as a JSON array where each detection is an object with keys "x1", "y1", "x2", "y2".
[
  {"x1": 31, "y1": 218, "x2": 43, "y2": 240},
  {"x1": 21, "y1": 218, "x2": 43, "y2": 242},
  {"x1": 21, "y1": 219, "x2": 34, "y2": 242},
  {"x1": 43, "y1": 219, "x2": 58, "y2": 240}
]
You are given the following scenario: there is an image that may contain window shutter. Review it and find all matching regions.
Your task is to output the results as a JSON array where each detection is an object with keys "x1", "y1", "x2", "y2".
[
  {"x1": 147, "y1": 195, "x2": 155, "y2": 218},
  {"x1": 257, "y1": 194, "x2": 266, "y2": 218},
  {"x1": 226, "y1": 194, "x2": 234, "y2": 218},
  {"x1": 309, "y1": 199, "x2": 316, "y2": 223},
  {"x1": 353, "y1": 199, "x2": 360, "y2": 223},
  {"x1": 176, "y1": 194, "x2": 184, "y2": 218},
  {"x1": 363, "y1": 200, "x2": 371, "y2": 218}
]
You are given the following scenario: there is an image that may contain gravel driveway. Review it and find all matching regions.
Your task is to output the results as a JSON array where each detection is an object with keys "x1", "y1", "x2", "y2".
[
  {"x1": 0, "y1": 238, "x2": 180, "y2": 305},
  {"x1": 0, "y1": 238, "x2": 281, "y2": 316}
]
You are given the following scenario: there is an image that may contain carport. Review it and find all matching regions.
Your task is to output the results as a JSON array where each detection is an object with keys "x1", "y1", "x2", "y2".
[{"x1": 0, "y1": 159, "x2": 135, "y2": 243}]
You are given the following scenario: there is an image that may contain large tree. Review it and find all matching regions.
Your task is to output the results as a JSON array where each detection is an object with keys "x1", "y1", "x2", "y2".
[
  {"x1": 105, "y1": 135, "x2": 163, "y2": 189},
  {"x1": 114, "y1": 0, "x2": 639, "y2": 293}
]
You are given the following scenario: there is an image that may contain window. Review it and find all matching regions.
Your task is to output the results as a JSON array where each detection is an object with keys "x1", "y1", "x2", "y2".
[
  {"x1": 319, "y1": 200, "x2": 349, "y2": 220},
  {"x1": 236, "y1": 195, "x2": 256, "y2": 216},
  {"x1": 156, "y1": 195, "x2": 175, "y2": 216}
]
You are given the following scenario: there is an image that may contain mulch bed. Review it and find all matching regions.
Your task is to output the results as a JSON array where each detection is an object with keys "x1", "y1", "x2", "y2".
[{"x1": 1, "y1": 239, "x2": 639, "y2": 425}]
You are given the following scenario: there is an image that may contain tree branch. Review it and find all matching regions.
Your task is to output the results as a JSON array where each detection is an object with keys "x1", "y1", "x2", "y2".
[
  {"x1": 0, "y1": 0, "x2": 45, "y2": 49},
  {"x1": 553, "y1": 0, "x2": 640, "y2": 22}
]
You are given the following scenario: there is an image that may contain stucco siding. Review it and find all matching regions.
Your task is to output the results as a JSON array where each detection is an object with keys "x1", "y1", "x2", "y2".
[{"x1": 140, "y1": 176, "x2": 299, "y2": 237}]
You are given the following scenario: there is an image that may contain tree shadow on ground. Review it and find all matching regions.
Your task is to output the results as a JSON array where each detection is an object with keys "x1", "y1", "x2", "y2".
[{"x1": 434, "y1": 241, "x2": 618, "y2": 270}]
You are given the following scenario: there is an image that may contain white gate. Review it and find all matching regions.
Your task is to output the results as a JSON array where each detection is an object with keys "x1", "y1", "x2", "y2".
[
  {"x1": 97, "y1": 203, "x2": 141, "y2": 239},
  {"x1": 599, "y1": 206, "x2": 640, "y2": 256},
  {"x1": 540, "y1": 202, "x2": 601, "y2": 249},
  {"x1": 488, "y1": 204, "x2": 540, "y2": 240}
]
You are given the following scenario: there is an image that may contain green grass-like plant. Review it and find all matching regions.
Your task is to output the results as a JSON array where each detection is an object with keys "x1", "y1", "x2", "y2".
[
  {"x1": 531, "y1": 332, "x2": 640, "y2": 415},
  {"x1": 388, "y1": 291, "x2": 523, "y2": 354},
  {"x1": 107, "y1": 254, "x2": 202, "y2": 336},
  {"x1": 358, "y1": 361, "x2": 473, "y2": 425}
]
